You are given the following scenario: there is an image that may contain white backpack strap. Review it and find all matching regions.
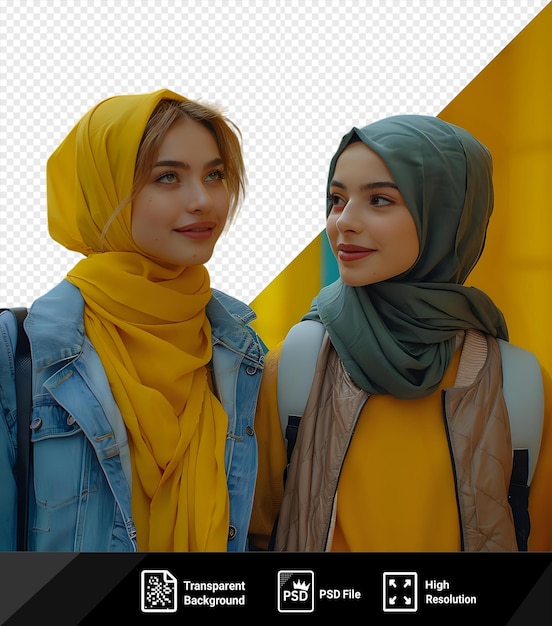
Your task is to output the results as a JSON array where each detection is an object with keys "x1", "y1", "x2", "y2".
[
  {"x1": 277, "y1": 319, "x2": 325, "y2": 447},
  {"x1": 456, "y1": 331, "x2": 543, "y2": 549},
  {"x1": 455, "y1": 331, "x2": 544, "y2": 485},
  {"x1": 498, "y1": 339, "x2": 544, "y2": 484}
]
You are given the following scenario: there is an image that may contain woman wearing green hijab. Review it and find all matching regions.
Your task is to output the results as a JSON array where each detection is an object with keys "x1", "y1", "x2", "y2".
[{"x1": 249, "y1": 115, "x2": 552, "y2": 552}]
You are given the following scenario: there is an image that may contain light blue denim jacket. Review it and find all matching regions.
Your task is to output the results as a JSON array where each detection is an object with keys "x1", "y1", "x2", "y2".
[{"x1": 0, "y1": 280, "x2": 265, "y2": 552}]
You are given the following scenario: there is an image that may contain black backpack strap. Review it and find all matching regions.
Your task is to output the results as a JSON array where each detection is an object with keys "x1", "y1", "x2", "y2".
[
  {"x1": 267, "y1": 412, "x2": 302, "y2": 550},
  {"x1": 508, "y1": 448, "x2": 530, "y2": 551},
  {"x1": 285, "y1": 414, "x2": 301, "y2": 466},
  {"x1": 8, "y1": 308, "x2": 32, "y2": 551}
]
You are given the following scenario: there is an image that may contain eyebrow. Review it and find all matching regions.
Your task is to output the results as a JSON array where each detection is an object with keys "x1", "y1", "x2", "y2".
[
  {"x1": 154, "y1": 157, "x2": 224, "y2": 170},
  {"x1": 330, "y1": 179, "x2": 399, "y2": 191}
]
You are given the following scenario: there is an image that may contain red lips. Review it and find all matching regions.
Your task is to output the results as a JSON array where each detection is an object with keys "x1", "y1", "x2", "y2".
[
  {"x1": 174, "y1": 221, "x2": 217, "y2": 239},
  {"x1": 337, "y1": 243, "x2": 375, "y2": 262}
]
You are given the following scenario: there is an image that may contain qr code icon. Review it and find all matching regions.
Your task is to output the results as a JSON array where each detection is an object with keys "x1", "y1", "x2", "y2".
[{"x1": 140, "y1": 569, "x2": 178, "y2": 613}]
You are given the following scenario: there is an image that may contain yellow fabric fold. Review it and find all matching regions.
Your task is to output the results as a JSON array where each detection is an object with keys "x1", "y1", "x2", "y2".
[{"x1": 47, "y1": 90, "x2": 230, "y2": 551}]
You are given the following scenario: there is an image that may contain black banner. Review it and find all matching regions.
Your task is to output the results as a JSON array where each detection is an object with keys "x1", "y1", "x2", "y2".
[{"x1": 0, "y1": 552, "x2": 550, "y2": 624}]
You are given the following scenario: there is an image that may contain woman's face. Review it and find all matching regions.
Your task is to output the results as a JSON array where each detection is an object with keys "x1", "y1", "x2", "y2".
[
  {"x1": 132, "y1": 117, "x2": 230, "y2": 266},
  {"x1": 326, "y1": 141, "x2": 419, "y2": 286}
]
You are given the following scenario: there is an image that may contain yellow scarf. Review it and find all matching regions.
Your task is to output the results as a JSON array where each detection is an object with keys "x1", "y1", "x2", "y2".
[{"x1": 46, "y1": 89, "x2": 230, "y2": 551}]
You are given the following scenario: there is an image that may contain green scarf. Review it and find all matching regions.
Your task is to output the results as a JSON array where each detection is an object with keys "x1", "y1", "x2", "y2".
[{"x1": 303, "y1": 115, "x2": 508, "y2": 399}]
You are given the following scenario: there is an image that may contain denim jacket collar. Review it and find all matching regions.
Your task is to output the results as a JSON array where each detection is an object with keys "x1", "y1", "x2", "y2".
[{"x1": 27, "y1": 281, "x2": 264, "y2": 368}]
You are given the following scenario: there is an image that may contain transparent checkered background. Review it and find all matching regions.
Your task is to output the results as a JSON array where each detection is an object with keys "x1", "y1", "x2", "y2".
[{"x1": 1, "y1": 0, "x2": 549, "y2": 307}]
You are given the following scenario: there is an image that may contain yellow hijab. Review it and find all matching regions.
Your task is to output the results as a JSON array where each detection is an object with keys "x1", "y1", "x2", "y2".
[{"x1": 47, "y1": 89, "x2": 230, "y2": 551}]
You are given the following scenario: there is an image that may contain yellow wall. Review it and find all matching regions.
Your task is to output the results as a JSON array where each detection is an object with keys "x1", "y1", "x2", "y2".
[
  {"x1": 250, "y1": 235, "x2": 322, "y2": 350},
  {"x1": 439, "y1": 3, "x2": 552, "y2": 374}
]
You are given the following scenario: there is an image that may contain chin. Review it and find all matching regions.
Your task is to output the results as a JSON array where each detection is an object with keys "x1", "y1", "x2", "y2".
[
  {"x1": 168, "y1": 250, "x2": 216, "y2": 267},
  {"x1": 339, "y1": 271, "x2": 366, "y2": 287}
]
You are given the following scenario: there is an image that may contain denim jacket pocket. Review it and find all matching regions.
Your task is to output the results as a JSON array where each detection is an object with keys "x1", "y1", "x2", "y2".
[{"x1": 30, "y1": 403, "x2": 99, "y2": 509}]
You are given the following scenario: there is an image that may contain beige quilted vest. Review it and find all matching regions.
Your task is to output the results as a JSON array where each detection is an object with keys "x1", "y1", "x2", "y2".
[{"x1": 274, "y1": 329, "x2": 517, "y2": 552}]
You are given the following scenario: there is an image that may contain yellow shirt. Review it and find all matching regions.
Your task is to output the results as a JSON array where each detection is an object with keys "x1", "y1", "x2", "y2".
[{"x1": 332, "y1": 349, "x2": 460, "y2": 551}]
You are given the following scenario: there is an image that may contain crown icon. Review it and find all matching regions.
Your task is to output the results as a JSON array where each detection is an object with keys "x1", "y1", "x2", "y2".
[{"x1": 293, "y1": 580, "x2": 311, "y2": 591}]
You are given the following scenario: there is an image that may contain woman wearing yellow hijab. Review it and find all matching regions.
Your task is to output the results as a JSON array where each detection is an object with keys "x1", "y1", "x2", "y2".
[{"x1": 0, "y1": 89, "x2": 266, "y2": 552}]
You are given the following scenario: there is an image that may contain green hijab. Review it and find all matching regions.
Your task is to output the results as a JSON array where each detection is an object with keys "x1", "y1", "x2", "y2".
[{"x1": 303, "y1": 115, "x2": 508, "y2": 399}]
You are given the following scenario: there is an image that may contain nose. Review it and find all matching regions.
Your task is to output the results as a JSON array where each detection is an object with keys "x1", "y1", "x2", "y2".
[
  {"x1": 186, "y1": 179, "x2": 213, "y2": 212},
  {"x1": 336, "y1": 199, "x2": 361, "y2": 232}
]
